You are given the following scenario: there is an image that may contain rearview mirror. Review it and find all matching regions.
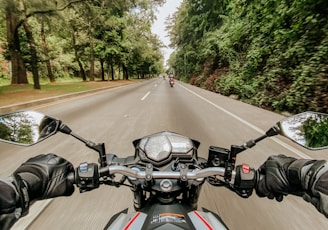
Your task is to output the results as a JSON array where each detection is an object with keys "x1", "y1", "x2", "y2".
[
  {"x1": 278, "y1": 111, "x2": 328, "y2": 150},
  {"x1": 0, "y1": 111, "x2": 59, "y2": 146}
]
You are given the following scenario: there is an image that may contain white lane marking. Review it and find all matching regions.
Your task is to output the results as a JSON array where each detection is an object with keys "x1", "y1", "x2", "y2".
[
  {"x1": 178, "y1": 83, "x2": 312, "y2": 159},
  {"x1": 13, "y1": 199, "x2": 52, "y2": 229},
  {"x1": 141, "y1": 91, "x2": 151, "y2": 101}
]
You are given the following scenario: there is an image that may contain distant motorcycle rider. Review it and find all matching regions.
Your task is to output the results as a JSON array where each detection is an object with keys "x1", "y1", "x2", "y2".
[
  {"x1": 0, "y1": 154, "x2": 327, "y2": 229},
  {"x1": 168, "y1": 73, "x2": 175, "y2": 86}
]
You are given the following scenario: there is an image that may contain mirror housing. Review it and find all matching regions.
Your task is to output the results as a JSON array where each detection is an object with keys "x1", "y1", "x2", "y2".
[
  {"x1": 0, "y1": 111, "x2": 59, "y2": 146},
  {"x1": 277, "y1": 111, "x2": 328, "y2": 150}
]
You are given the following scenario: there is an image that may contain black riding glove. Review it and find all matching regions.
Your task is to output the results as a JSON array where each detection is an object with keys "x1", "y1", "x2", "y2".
[
  {"x1": 256, "y1": 154, "x2": 328, "y2": 217},
  {"x1": 13, "y1": 154, "x2": 75, "y2": 213},
  {"x1": 256, "y1": 154, "x2": 314, "y2": 201}
]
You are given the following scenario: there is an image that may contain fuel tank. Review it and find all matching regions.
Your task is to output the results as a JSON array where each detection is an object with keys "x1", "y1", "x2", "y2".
[{"x1": 104, "y1": 203, "x2": 229, "y2": 230}]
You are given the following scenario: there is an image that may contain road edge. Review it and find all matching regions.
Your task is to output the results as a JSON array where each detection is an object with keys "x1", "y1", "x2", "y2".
[{"x1": 0, "y1": 82, "x2": 134, "y2": 114}]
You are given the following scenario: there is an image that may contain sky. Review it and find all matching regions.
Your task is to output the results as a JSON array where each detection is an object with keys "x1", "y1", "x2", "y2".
[{"x1": 151, "y1": 0, "x2": 182, "y2": 66}]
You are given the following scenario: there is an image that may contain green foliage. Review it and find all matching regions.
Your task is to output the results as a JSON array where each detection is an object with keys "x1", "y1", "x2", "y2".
[
  {"x1": 168, "y1": 0, "x2": 328, "y2": 113},
  {"x1": 303, "y1": 117, "x2": 328, "y2": 148},
  {"x1": 0, "y1": 0, "x2": 165, "y2": 86}
]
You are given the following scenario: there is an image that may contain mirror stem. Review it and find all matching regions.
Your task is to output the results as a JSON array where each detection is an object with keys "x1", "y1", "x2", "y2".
[
  {"x1": 253, "y1": 134, "x2": 267, "y2": 145},
  {"x1": 242, "y1": 125, "x2": 280, "y2": 149},
  {"x1": 59, "y1": 123, "x2": 99, "y2": 149},
  {"x1": 59, "y1": 123, "x2": 72, "y2": 134},
  {"x1": 59, "y1": 123, "x2": 108, "y2": 168},
  {"x1": 70, "y1": 132, "x2": 108, "y2": 168},
  {"x1": 266, "y1": 124, "x2": 280, "y2": 137}
]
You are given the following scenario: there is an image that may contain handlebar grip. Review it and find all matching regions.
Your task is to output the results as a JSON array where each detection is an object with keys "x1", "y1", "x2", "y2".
[{"x1": 67, "y1": 172, "x2": 75, "y2": 184}]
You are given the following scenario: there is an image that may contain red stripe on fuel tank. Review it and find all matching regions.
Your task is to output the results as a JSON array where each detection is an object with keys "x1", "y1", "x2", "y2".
[
  {"x1": 193, "y1": 211, "x2": 213, "y2": 230},
  {"x1": 124, "y1": 212, "x2": 141, "y2": 230}
]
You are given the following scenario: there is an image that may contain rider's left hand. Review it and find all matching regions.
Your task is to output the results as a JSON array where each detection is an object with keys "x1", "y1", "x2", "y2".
[{"x1": 12, "y1": 154, "x2": 75, "y2": 215}]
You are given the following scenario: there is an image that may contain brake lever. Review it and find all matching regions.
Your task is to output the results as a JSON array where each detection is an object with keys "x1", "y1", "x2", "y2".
[
  {"x1": 102, "y1": 180, "x2": 121, "y2": 187},
  {"x1": 207, "y1": 176, "x2": 227, "y2": 187}
]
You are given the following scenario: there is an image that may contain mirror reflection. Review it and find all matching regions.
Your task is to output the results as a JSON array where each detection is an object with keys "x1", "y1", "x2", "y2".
[
  {"x1": 278, "y1": 112, "x2": 328, "y2": 150},
  {"x1": 0, "y1": 111, "x2": 59, "y2": 145}
]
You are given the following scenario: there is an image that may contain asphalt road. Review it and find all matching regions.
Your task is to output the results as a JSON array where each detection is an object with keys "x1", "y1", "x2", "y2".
[{"x1": 1, "y1": 78, "x2": 327, "y2": 229}]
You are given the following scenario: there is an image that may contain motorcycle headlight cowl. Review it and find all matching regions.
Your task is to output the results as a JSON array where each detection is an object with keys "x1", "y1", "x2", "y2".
[{"x1": 136, "y1": 132, "x2": 195, "y2": 166}]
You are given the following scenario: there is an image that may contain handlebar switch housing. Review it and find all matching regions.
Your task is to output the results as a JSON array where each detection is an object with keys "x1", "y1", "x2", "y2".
[
  {"x1": 234, "y1": 164, "x2": 257, "y2": 198},
  {"x1": 76, "y1": 162, "x2": 99, "y2": 192}
]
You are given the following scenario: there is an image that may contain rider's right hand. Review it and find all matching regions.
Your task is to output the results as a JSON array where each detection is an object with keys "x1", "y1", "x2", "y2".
[
  {"x1": 256, "y1": 154, "x2": 306, "y2": 201},
  {"x1": 256, "y1": 154, "x2": 328, "y2": 217},
  {"x1": 255, "y1": 154, "x2": 328, "y2": 201}
]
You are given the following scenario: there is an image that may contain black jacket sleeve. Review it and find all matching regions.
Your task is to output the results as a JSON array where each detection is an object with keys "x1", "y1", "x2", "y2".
[
  {"x1": 301, "y1": 162, "x2": 328, "y2": 217},
  {"x1": 0, "y1": 179, "x2": 22, "y2": 230}
]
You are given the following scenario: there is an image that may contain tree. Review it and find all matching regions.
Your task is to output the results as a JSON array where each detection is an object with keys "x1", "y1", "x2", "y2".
[
  {"x1": 167, "y1": 0, "x2": 328, "y2": 113},
  {"x1": 1, "y1": 0, "x2": 87, "y2": 88},
  {"x1": 0, "y1": 0, "x2": 166, "y2": 88},
  {"x1": 40, "y1": 20, "x2": 55, "y2": 83},
  {"x1": 3, "y1": 0, "x2": 28, "y2": 84}
]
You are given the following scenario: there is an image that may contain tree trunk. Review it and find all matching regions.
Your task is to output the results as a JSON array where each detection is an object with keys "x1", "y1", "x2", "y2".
[
  {"x1": 78, "y1": 59, "x2": 87, "y2": 81},
  {"x1": 5, "y1": 4, "x2": 28, "y2": 84},
  {"x1": 88, "y1": 25, "x2": 95, "y2": 81},
  {"x1": 41, "y1": 22, "x2": 55, "y2": 83},
  {"x1": 23, "y1": 19, "x2": 41, "y2": 89},
  {"x1": 111, "y1": 61, "x2": 114, "y2": 81},
  {"x1": 100, "y1": 58, "x2": 105, "y2": 81},
  {"x1": 20, "y1": 0, "x2": 40, "y2": 89},
  {"x1": 72, "y1": 31, "x2": 87, "y2": 81},
  {"x1": 122, "y1": 64, "x2": 128, "y2": 80}
]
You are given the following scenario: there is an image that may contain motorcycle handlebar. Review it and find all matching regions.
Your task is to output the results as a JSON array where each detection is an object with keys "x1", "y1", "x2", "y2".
[
  {"x1": 69, "y1": 163, "x2": 257, "y2": 198},
  {"x1": 102, "y1": 165, "x2": 231, "y2": 180},
  {"x1": 67, "y1": 165, "x2": 231, "y2": 184},
  {"x1": 68, "y1": 164, "x2": 235, "y2": 186}
]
